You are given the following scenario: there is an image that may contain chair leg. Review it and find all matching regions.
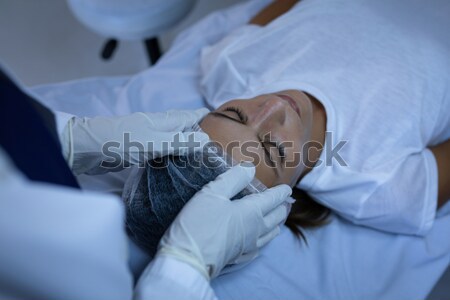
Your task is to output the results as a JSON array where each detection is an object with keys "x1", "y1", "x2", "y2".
[
  {"x1": 101, "y1": 39, "x2": 118, "y2": 60},
  {"x1": 144, "y1": 37, "x2": 162, "y2": 65}
]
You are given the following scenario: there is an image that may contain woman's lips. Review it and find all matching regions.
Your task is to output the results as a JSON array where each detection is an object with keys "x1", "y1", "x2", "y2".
[{"x1": 277, "y1": 94, "x2": 301, "y2": 119}]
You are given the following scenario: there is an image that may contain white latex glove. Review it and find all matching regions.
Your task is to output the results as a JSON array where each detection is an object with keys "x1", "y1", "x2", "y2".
[
  {"x1": 157, "y1": 164, "x2": 293, "y2": 280},
  {"x1": 61, "y1": 108, "x2": 209, "y2": 175}
]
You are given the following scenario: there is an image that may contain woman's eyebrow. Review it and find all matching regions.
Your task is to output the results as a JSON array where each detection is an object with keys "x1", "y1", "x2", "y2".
[
  {"x1": 263, "y1": 140, "x2": 286, "y2": 165},
  {"x1": 259, "y1": 137, "x2": 283, "y2": 176}
]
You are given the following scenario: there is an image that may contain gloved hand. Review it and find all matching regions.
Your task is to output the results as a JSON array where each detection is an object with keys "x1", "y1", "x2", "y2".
[
  {"x1": 157, "y1": 164, "x2": 293, "y2": 280},
  {"x1": 61, "y1": 109, "x2": 209, "y2": 175}
]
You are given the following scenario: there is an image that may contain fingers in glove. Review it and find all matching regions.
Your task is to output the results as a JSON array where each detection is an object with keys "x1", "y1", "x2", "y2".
[
  {"x1": 161, "y1": 108, "x2": 210, "y2": 131},
  {"x1": 256, "y1": 226, "x2": 281, "y2": 248},
  {"x1": 170, "y1": 131, "x2": 210, "y2": 157},
  {"x1": 226, "y1": 250, "x2": 258, "y2": 266},
  {"x1": 202, "y1": 163, "x2": 255, "y2": 199},
  {"x1": 262, "y1": 203, "x2": 289, "y2": 232},
  {"x1": 253, "y1": 184, "x2": 292, "y2": 216}
]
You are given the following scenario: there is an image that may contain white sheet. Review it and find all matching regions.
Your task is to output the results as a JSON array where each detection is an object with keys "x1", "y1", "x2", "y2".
[{"x1": 31, "y1": 0, "x2": 450, "y2": 299}]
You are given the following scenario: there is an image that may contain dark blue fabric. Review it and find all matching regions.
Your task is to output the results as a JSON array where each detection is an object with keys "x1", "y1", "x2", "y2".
[{"x1": 0, "y1": 68, "x2": 79, "y2": 189}]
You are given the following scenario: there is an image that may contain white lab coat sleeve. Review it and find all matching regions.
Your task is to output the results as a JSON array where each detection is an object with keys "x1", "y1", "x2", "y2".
[
  {"x1": 54, "y1": 110, "x2": 75, "y2": 163},
  {"x1": 54, "y1": 110, "x2": 74, "y2": 137},
  {"x1": 134, "y1": 256, "x2": 218, "y2": 300},
  {"x1": 0, "y1": 148, "x2": 134, "y2": 300}
]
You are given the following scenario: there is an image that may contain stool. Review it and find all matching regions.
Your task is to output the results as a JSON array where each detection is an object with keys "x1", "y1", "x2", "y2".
[{"x1": 67, "y1": 0, "x2": 196, "y2": 65}]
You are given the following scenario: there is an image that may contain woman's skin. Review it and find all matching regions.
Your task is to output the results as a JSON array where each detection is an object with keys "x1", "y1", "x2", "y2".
[
  {"x1": 200, "y1": 90, "x2": 326, "y2": 188},
  {"x1": 430, "y1": 140, "x2": 450, "y2": 208},
  {"x1": 250, "y1": 0, "x2": 299, "y2": 26}
]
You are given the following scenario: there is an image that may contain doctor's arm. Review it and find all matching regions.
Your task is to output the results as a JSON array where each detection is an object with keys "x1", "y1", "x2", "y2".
[
  {"x1": 0, "y1": 149, "x2": 134, "y2": 300},
  {"x1": 430, "y1": 139, "x2": 450, "y2": 208},
  {"x1": 58, "y1": 109, "x2": 209, "y2": 175}
]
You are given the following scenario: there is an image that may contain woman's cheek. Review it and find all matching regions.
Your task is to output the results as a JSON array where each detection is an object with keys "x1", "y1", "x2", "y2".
[{"x1": 255, "y1": 163, "x2": 285, "y2": 188}]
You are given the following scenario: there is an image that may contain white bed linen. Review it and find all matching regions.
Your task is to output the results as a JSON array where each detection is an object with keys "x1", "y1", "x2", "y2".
[{"x1": 31, "y1": 0, "x2": 450, "y2": 299}]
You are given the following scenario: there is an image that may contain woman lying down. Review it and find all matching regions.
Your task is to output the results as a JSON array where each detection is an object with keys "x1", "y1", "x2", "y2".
[{"x1": 65, "y1": 0, "x2": 450, "y2": 257}]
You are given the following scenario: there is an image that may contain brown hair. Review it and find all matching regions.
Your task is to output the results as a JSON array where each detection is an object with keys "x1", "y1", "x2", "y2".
[{"x1": 285, "y1": 188, "x2": 330, "y2": 243}]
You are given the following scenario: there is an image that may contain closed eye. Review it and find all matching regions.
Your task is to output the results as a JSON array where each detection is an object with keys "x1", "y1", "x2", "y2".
[{"x1": 223, "y1": 106, "x2": 248, "y2": 124}]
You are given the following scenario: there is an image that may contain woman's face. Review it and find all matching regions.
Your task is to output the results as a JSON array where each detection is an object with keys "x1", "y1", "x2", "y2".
[{"x1": 200, "y1": 90, "x2": 314, "y2": 188}]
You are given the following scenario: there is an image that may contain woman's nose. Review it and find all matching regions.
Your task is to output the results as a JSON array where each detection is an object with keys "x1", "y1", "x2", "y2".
[{"x1": 249, "y1": 95, "x2": 289, "y2": 128}]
